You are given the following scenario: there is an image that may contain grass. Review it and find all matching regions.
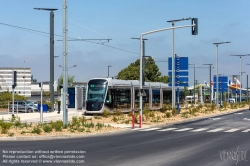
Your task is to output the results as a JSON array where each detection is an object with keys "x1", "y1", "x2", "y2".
[{"x1": 0, "y1": 102, "x2": 247, "y2": 137}]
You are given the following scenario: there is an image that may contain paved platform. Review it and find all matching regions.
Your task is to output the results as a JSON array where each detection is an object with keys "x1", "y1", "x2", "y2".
[{"x1": 1, "y1": 108, "x2": 85, "y2": 123}]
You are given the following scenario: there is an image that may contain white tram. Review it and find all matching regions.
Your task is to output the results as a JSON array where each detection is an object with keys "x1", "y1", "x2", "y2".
[{"x1": 85, "y1": 78, "x2": 180, "y2": 114}]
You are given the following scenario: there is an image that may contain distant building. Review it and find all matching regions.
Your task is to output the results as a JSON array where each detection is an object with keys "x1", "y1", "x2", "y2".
[{"x1": 0, "y1": 67, "x2": 31, "y2": 97}]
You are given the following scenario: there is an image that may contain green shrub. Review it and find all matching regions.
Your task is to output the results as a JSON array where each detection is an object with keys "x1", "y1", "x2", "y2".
[
  {"x1": 114, "y1": 110, "x2": 122, "y2": 116},
  {"x1": 78, "y1": 116, "x2": 87, "y2": 125},
  {"x1": 172, "y1": 108, "x2": 177, "y2": 116},
  {"x1": 94, "y1": 115, "x2": 102, "y2": 119},
  {"x1": 102, "y1": 109, "x2": 110, "y2": 118},
  {"x1": 165, "y1": 112, "x2": 171, "y2": 118},
  {"x1": 84, "y1": 122, "x2": 95, "y2": 128},
  {"x1": 0, "y1": 121, "x2": 12, "y2": 134},
  {"x1": 210, "y1": 103, "x2": 216, "y2": 112},
  {"x1": 221, "y1": 101, "x2": 228, "y2": 110},
  {"x1": 125, "y1": 120, "x2": 130, "y2": 124},
  {"x1": 197, "y1": 104, "x2": 203, "y2": 111},
  {"x1": 78, "y1": 128, "x2": 85, "y2": 132},
  {"x1": 50, "y1": 120, "x2": 63, "y2": 132},
  {"x1": 8, "y1": 133, "x2": 14, "y2": 137},
  {"x1": 181, "y1": 112, "x2": 189, "y2": 118},
  {"x1": 96, "y1": 123, "x2": 104, "y2": 130},
  {"x1": 43, "y1": 125, "x2": 52, "y2": 133},
  {"x1": 149, "y1": 112, "x2": 155, "y2": 117},
  {"x1": 31, "y1": 127, "x2": 42, "y2": 134},
  {"x1": 112, "y1": 116, "x2": 119, "y2": 122}
]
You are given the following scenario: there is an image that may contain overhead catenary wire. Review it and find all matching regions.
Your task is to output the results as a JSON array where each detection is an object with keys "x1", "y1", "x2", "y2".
[{"x1": 0, "y1": 22, "x2": 241, "y2": 79}]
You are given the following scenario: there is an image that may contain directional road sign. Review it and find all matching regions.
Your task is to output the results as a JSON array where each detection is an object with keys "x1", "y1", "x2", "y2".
[
  {"x1": 168, "y1": 57, "x2": 189, "y2": 70},
  {"x1": 168, "y1": 77, "x2": 188, "y2": 82},
  {"x1": 169, "y1": 83, "x2": 189, "y2": 87},
  {"x1": 168, "y1": 71, "x2": 188, "y2": 76}
]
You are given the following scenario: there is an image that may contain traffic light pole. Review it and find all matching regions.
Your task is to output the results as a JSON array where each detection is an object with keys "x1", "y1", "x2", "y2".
[{"x1": 139, "y1": 22, "x2": 197, "y2": 128}]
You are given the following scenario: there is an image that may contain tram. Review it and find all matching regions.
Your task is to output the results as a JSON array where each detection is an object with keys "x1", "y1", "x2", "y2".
[{"x1": 85, "y1": 78, "x2": 180, "y2": 114}]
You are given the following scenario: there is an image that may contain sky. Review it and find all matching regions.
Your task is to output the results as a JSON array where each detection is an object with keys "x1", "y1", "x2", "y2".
[{"x1": 0, "y1": 0, "x2": 250, "y2": 88}]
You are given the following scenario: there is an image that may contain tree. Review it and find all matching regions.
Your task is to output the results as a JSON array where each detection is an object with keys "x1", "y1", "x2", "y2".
[
  {"x1": 58, "y1": 74, "x2": 75, "y2": 86},
  {"x1": 116, "y1": 57, "x2": 168, "y2": 82}
]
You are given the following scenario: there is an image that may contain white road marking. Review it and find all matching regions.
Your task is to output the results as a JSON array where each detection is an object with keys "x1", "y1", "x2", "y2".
[
  {"x1": 207, "y1": 128, "x2": 224, "y2": 132},
  {"x1": 209, "y1": 118, "x2": 221, "y2": 120},
  {"x1": 234, "y1": 113, "x2": 243, "y2": 114},
  {"x1": 190, "y1": 128, "x2": 209, "y2": 132},
  {"x1": 139, "y1": 128, "x2": 160, "y2": 131},
  {"x1": 174, "y1": 128, "x2": 193, "y2": 131},
  {"x1": 243, "y1": 118, "x2": 250, "y2": 121},
  {"x1": 224, "y1": 128, "x2": 240, "y2": 132},
  {"x1": 157, "y1": 128, "x2": 178, "y2": 131},
  {"x1": 242, "y1": 129, "x2": 250, "y2": 133}
]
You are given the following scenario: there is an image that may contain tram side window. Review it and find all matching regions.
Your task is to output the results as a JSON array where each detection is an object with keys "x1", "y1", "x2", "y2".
[
  {"x1": 105, "y1": 89, "x2": 112, "y2": 104},
  {"x1": 152, "y1": 89, "x2": 160, "y2": 103},
  {"x1": 113, "y1": 88, "x2": 131, "y2": 103},
  {"x1": 163, "y1": 90, "x2": 171, "y2": 104}
]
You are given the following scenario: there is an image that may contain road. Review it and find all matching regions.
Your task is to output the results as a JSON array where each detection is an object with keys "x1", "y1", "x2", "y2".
[{"x1": 0, "y1": 109, "x2": 249, "y2": 166}]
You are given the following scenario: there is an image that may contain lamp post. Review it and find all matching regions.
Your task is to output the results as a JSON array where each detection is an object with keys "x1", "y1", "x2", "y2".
[
  {"x1": 108, "y1": 65, "x2": 112, "y2": 78},
  {"x1": 213, "y1": 42, "x2": 230, "y2": 108},
  {"x1": 203, "y1": 64, "x2": 213, "y2": 104},
  {"x1": 131, "y1": 38, "x2": 148, "y2": 86},
  {"x1": 34, "y1": 7, "x2": 58, "y2": 112},
  {"x1": 246, "y1": 63, "x2": 250, "y2": 101},
  {"x1": 230, "y1": 54, "x2": 250, "y2": 102},
  {"x1": 189, "y1": 64, "x2": 196, "y2": 104}
]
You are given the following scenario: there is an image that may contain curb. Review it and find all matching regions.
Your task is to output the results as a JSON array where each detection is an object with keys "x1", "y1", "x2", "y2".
[
  {"x1": 150, "y1": 107, "x2": 248, "y2": 128},
  {"x1": 0, "y1": 107, "x2": 248, "y2": 141},
  {"x1": 0, "y1": 128, "x2": 128, "y2": 141}
]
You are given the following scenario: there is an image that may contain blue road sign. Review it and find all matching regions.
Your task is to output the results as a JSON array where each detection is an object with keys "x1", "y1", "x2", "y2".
[
  {"x1": 168, "y1": 77, "x2": 188, "y2": 82},
  {"x1": 213, "y1": 83, "x2": 228, "y2": 89},
  {"x1": 168, "y1": 71, "x2": 188, "y2": 76},
  {"x1": 213, "y1": 76, "x2": 228, "y2": 83},
  {"x1": 168, "y1": 57, "x2": 189, "y2": 70},
  {"x1": 169, "y1": 83, "x2": 189, "y2": 87}
]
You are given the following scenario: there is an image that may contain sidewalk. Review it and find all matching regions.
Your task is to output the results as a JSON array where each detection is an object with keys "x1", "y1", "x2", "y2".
[
  {"x1": 1, "y1": 109, "x2": 151, "y2": 129},
  {"x1": 1, "y1": 108, "x2": 85, "y2": 123}
]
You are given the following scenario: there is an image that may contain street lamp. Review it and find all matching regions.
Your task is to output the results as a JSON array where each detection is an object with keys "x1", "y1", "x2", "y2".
[
  {"x1": 34, "y1": 7, "x2": 58, "y2": 112},
  {"x1": 213, "y1": 41, "x2": 231, "y2": 108},
  {"x1": 108, "y1": 65, "x2": 112, "y2": 78},
  {"x1": 230, "y1": 54, "x2": 250, "y2": 102},
  {"x1": 189, "y1": 64, "x2": 196, "y2": 104},
  {"x1": 59, "y1": 65, "x2": 77, "y2": 69},
  {"x1": 131, "y1": 38, "x2": 148, "y2": 86},
  {"x1": 246, "y1": 64, "x2": 250, "y2": 101},
  {"x1": 203, "y1": 64, "x2": 213, "y2": 104}
]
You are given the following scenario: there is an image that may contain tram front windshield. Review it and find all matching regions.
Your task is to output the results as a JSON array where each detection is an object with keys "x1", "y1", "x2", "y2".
[{"x1": 87, "y1": 79, "x2": 107, "y2": 102}]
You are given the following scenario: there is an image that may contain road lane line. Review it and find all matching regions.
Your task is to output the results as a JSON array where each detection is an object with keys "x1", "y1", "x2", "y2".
[
  {"x1": 207, "y1": 128, "x2": 224, "y2": 132},
  {"x1": 242, "y1": 129, "x2": 250, "y2": 132},
  {"x1": 157, "y1": 128, "x2": 178, "y2": 131},
  {"x1": 190, "y1": 128, "x2": 209, "y2": 132},
  {"x1": 224, "y1": 128, "x2": 240, "y2": 132},
  {"x1": 139, "y1": 128, "x2": 160, "y2": 131},
  {"x1": 174, "y1": 128, "x2": 193, "y2": 131}
]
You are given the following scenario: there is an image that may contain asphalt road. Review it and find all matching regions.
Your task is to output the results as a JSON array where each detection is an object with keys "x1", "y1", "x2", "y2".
[{"x1": 0, "y1": 109, "x2": 249, "y2": 166}]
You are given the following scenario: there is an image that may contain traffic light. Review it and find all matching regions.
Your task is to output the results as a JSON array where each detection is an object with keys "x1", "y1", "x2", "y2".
[
  {"x1": 12, "y1": 71, "x2": 17, "y2": 89},
  {"x1": 191, "y1": 18, "x2": 198, "y2": 35}
]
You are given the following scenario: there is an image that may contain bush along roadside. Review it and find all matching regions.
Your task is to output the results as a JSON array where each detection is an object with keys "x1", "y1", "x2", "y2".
[
  {"x1": 97, "y1": 102, "x2": 249, "y2": 124},
  {"x1": 0, "y1": 116, "x2": 117, "y2": 137}
]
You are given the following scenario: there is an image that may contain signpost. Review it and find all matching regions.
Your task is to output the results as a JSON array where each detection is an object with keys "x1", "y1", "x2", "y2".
[
  {"x1": 213, "y1": 76, "x2": 228, "y2": 107},
  {"x1": 168, "y1": 56, "x2": 189, "y2": 112}
]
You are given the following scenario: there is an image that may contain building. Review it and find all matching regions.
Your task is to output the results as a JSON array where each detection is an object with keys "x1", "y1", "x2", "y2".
[{"x1": 0, "y1": 67, "x2": 32, "y2": 97}]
